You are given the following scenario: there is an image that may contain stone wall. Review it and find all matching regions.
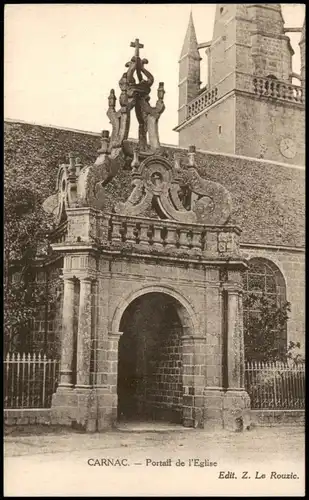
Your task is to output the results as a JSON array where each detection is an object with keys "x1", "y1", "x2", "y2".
[
  {"x1": 5, "y1": 121, "x2": 305, "y2": 247},
  {"x1": 178, "y1": 91, "x2": 305, "y2": 165},
  {"x1": 118, "y1": 294, "x2": 183, "y2": 422},
  {"x1": 4, "y1": 408, "x2": 304, "y2": 428},
  {"x1": 144, "y1": 311, "x2": 183, "y2": 423},
  {"x1": 32, "y1": 259, "x2": 63, "y2": 357},
  {"x1": 4, "y1": 409, "x2": 51, "y2": 426},
  {"x1": 178, "y1": 95, "x2": 236, "y2": 154},
  {"x1": 250, "y1": 30, "x2": 292, "y2": 81},
  {"x1": 250, "y1": 409, "x2": 305, "y2": 427},
  {"x1": 235, "y1": 94, "x2": 305, "y2": 164}
]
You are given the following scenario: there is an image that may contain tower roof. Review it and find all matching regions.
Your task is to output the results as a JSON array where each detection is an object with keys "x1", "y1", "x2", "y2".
[{"x1": 180, "y1": 12, "x2": 200, "y2": 59}]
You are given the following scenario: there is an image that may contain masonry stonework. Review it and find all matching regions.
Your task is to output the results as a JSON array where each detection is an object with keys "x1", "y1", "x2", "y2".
[
  {"x1": 176, "y1": 4, "x2": 305, "y2": 166},
  {"x1": 5, "y1": 4, "x2": 304, "y2": 433}
]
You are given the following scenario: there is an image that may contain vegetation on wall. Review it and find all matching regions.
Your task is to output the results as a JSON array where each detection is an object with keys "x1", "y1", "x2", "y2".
[
  {"x1": 243, "y1": 292, "x2": 303, "y2": 363},
  {"x1": 4, "y1": 155, "x2": 54, "y2": 353},
  {"x1": 4, "y1": 121, "x2": 305, "y2": 356}
]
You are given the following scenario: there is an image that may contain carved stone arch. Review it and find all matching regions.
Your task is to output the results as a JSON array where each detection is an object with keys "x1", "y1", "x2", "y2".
[{"x1": 110, "y1": 284, "x2": 199, "y2": 337}]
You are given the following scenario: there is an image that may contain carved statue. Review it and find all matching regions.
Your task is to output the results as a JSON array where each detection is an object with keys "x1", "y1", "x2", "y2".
[{"x1": 107, "y1": 38, "x2": 165, "y2": 154}]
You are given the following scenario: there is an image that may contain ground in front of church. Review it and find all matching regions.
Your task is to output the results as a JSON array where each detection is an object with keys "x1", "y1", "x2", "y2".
[{"x1": 4, "y1": 424, "x2": 304, "y2": 496}]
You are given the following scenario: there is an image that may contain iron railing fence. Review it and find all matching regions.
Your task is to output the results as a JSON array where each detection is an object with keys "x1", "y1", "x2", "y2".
[
  {"x1": 4, "y1": 352, "x2": 59, "y2": 409},
  {"x1": 245, "y1": 360, "x2": 305, "y2": 410}
]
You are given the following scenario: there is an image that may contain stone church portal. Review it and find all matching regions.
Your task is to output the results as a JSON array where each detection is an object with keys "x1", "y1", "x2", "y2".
[
  {"x1": 39, "y1": 4, "x2": 305, "y2": 432},
  {"x1": 44, "y1": 34, "x2": 251, "y2": 432}
]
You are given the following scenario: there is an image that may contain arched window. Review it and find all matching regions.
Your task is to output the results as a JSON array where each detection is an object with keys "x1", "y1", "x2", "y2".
[{"x1": 242, "y1": 258, "x2": 287, "y2": 361}]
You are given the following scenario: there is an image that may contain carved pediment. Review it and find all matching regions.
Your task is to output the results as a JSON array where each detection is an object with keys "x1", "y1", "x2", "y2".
[
  {"x1": 43, "y1": 147, "x2": 126, "y2": 225},
  {"x1": 43, "y1": 38, "x2": 231, "y2": 228},
  {"x1": 115, "y1": 146, "x2": 232, "y2": 225},
  {"x1": 43, "y1": 38, "x2": 167, "y2": 225}
]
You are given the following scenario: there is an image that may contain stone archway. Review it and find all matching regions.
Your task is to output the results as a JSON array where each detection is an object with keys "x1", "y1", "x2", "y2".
[
  {"x1": 111, "y1": 285, "x2": 198, "y2": 337},
  {"x1": 113, "y1": 288, "x2": 198, "y2": 426}
]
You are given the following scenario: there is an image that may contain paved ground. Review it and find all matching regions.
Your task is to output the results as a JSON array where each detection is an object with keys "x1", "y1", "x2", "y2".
[{"x1": 4, "y1": 425, "x2": 305, "y2": 496}]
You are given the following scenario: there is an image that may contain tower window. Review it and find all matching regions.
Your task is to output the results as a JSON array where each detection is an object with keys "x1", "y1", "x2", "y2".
[
  {"x1": 218, "y1": 125, "x2": 222, "y2": 135},
  {"x1": 220, "y1": 7, "x2": 224, "y2": 14}
]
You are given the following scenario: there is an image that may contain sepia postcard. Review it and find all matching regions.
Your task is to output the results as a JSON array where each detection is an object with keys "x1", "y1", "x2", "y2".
[{"x1": 4, "y1": 3, "x2": 305, "y2": 496}]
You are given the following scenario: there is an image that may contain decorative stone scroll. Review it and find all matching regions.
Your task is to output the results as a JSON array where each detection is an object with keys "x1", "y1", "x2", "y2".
[
  {"x1": 42, "y1": 142, "x2": 126, "y2": 224},
  {"x1": 43, "y1": 40, "x2": 231, "y2": 227},
  {"x1": 115, "y1": 145, "x2": 232, "y2": 225},
  {"x1": 43, "y1": 38, "x2": 166, "y2": 224}
]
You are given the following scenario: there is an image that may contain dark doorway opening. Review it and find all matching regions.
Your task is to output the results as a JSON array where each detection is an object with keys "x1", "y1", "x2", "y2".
[{"x1": 117, "y1": 292, "x2": 184, "y2": 423}]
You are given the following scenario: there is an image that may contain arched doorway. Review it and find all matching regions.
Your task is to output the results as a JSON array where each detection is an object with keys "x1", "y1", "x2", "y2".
[{"x1": 117, "y1": 292, "x2": 189, "y2": 424}]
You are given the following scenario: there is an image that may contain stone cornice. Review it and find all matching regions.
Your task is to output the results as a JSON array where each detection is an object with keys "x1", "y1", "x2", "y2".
[
  {"x1": 240, "y1": 243, "x2": 305, "y2": 254},
  {"x1": 100, "y1": 248, "x2": 248, "y2": 269}
]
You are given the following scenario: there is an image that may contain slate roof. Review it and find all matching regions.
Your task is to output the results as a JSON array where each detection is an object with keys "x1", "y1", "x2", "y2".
[{"x1": 4, "y1": 120, "x2": 305, "y2": 248}]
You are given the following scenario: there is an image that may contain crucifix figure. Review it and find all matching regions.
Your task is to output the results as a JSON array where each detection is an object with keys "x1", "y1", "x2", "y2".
[{"x1": 130, "y1": 38, "x2": 144, "y2": 58}]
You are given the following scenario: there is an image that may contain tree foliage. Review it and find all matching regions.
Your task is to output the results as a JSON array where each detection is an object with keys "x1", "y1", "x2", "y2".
[
  {"x1": 4, "y1": 170, "x2": 54, "y2": 353},
  {"x1": 243, "y1": 292, "x2": 292, "y2": 362}
]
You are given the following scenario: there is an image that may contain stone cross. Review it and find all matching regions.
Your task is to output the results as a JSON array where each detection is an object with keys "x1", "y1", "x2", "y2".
[{"x1": 130, "y1": 38, "x2": 144, "y2": 58}]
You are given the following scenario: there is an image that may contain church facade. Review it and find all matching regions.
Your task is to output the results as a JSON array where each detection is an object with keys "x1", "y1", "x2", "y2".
[{"x1": 5, "y1": 4, "x2": 305, "y2": 432}]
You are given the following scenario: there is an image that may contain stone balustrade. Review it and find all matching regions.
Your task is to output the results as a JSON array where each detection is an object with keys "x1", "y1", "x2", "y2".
[
  {"x1": 187, "y1": 87, "x2": 218, "y2": 119},
  {"x1": 253, "y1": 76, "x2": 304, "y2": 104},
  {"x1": 105, "y1": 214, "x2": 240, "y2": 257}
]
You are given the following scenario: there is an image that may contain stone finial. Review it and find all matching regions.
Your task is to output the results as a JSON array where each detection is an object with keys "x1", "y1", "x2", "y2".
[
  {"x1": 188, "y1": 145, "x2": 196, "y2": 167},
  {"x1": 158, "y1": 82, "x2": 165, "y2": 101},
  {"x1": 131, "y1": 148, "x2": 140, "y2": 170},
  {"x1": 173, "y1": 153, "x2": 181, "y2": 171},
  {"x1": 97, "y1": 130, "x2": 110, "y2": 155},
  {"x1": 108, "y1": 89, "x2": 116, "y2": 109},
  {"x1": 68, "y1": 152, "x2": 77, "y2": 177},
  {"x1": 75, "y1": 157, "x2": 83, "y2": 176}
]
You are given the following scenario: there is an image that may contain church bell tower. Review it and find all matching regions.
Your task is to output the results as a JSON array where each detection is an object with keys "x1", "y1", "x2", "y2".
[{"x1": 174, "y1": 5, "x2": 305, "y2": 165}]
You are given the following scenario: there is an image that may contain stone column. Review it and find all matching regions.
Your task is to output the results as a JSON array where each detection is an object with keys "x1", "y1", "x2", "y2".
[
  {"x1": 59, "y1": 277, "x2": 76, "y2": 388},
  {"x1": 238, "y1": 293, "x2": 245, "y2": 389},
  {"x1": 204, "y1": 272, "x2": 225, "y2": 429},
  {"x1": 224, "y1": 282, "x2": 242, "y2": 390},
  {"x1": 76, "y1": 277, "x2": 93, "y2": 387},
  {"x1": 222, "y1": 279, "x2": 251, "y2": 430},
  {"x1": 96, "y1": 332, "x2": 122, "y2": 431}
]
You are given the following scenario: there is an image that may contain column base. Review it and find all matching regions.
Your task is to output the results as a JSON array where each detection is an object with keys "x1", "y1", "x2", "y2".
[
  {"x1": 51, "y1": 386, "x2": 77, "y2": 427},
  {"x1": 203, "y1": 388, "x2": 251, "y2": 431},
  {"x1": 222, "y1": 389, "x2": 251, "y2": 431},
  {"x1": 203, "y1": 388, "x2": 225, "y2": 430},
  {"x1": 51, "y1": 386, "x2": 118, "y2": 432}
]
